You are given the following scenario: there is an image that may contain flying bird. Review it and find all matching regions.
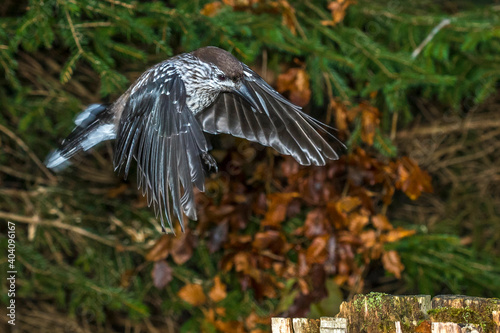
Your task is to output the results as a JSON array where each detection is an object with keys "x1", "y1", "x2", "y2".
[{"x1": 46, "y1": 46, "x2": 342, "y2": 232}]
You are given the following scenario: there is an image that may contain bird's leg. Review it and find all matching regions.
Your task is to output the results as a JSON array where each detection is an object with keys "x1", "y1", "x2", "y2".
[{"x1": 202, "y1": 152, "x2": 218, "y2": 173}]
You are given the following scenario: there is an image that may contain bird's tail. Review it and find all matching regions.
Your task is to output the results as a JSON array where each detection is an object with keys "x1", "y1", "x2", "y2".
[{"x1": 45, "y1": 104, "x2": 116, "y2": 170}]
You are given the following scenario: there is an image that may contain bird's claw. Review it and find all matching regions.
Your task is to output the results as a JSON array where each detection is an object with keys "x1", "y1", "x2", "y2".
[{"x1": 202, "y1": 153, "x2": 218, "y2": 173}]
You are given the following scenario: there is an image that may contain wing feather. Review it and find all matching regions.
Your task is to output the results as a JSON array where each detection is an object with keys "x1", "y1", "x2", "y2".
[
  {"x1": 114, "y1": 65, "x2": 209, "y2": 231},
  {"x1": 197, "y1": 65, "x2": 343, "y2": 166}
]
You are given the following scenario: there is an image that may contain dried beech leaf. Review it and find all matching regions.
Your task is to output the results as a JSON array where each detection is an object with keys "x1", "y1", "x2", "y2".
[
  {"x1": 106, "y1": 183, "x2": 128, "y2": 198},
  {"x1": 337, "y1": 196, "x2": 362, "y2": 213},
  {"x1": 120, "y1": 269, "x2": 135, "y2": 288},
  {"x1": 277, "y1": 68, "x2": 311, "y2": 106},
  {"x1": 381, "y1": 250, "x2": 404, "y2": 279},
  {"x1": 201, "y1": 1, "x2": 223, "y2": 17},
  {"x1": 215, "y1": 306, "x2": 226, "y2": 316},
  {"x1": 145, "y1": 235, "x2": 171, "y2": 261},
  {"x1": 171, "y1": 232, "x2": 193, "y2": 265},
  {"x1": 347, "y1": 212, "x2": 369, "y2": 234},
  {"x1": 215, "y1": 319, "x2": 246, "y2": 333},
  {"x1": 233, "y1": 252, "x2": 251, "y2": 274},
  {"x1": 280, "y1": 0, "x2": 297, "y2": 35},
  {"x1": 246, "y1": 312, "x2": 270, "y2": 331},
  {"x1": 326, "y1": 0, "x2": 355, "y2": 26},
  {"x1": 304, "y1": 208, "x2": 328, "y2": 238},
  {"x1": 381, "y1": 227, "x2": 416, "y2": 243},
  {"x1": 209, "y1": 276, "x2": 227, "y2": 302},
  {"x1": 360, "y1": 103, "x2": 380, "y2": 146},
  {"x1": 372, "y1": 214, "x2": 393, "y2": 231},
  {"x1": 262, "y1": 192, "x2": 299, "y2": 227},
  {"x1": 306, "y1": 235, "x2": 329, "y2": 264},
  {"x1": 396, "y1": 157, "x2": 433, "y2": 200},
  {"x1": 359, "y1": 230, "x2": 377, "y2": 248},
  {"x1": 178, "y1": 283, "x2": 206, "y2": 306}
]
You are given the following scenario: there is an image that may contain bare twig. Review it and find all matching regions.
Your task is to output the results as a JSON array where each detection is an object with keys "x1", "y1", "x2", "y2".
[
  {"x1": 74, "y1": 22, "x2": 112, "y2": 28},
  {"x1": 397, "y1": 117, "x2": 500, "y2": 138},
  {"x1": 0, "y1": 211, "x2": 143, "y2": 253},
  {"x1": 65, "y1": 8, "x2": 84, "y2": 54},
  {"x1": 0, "y1": 123, "x2": 57, "y2": 184},
  {"x1": 411, "y1": 18, "x2": 451, "y2": 59}
]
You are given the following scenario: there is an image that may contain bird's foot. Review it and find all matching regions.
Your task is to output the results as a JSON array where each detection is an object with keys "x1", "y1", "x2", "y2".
[{"x1": 202, "y1": 153, "x2": 218, "y2": 173}]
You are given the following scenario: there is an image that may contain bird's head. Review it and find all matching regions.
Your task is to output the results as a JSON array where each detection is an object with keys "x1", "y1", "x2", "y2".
[{"x1": 191, "y1": 46, "x2": 259, "y2": 110}]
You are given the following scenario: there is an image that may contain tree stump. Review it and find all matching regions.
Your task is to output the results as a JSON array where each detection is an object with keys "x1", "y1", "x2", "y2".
[
  {"x1": 271, "y1": 294, "x2": 500, "y2": 333},
  {"x1": 429, "y1": 295, "x2": 500, "y2": 333},
  {"x1": 336, "y1": 293, "x2": 430, "y2": 332}
]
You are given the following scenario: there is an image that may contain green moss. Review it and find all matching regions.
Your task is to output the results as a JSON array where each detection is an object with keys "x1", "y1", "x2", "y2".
[
  {"x1": 349, "y1": 293, "x2": 427, "y2": 333},
  {"x1": 353, "y1": 292, "x2": 388, "y2": 312},
  {"x1": 428, "y1": 306, "x2": 495, "y2": 332}
]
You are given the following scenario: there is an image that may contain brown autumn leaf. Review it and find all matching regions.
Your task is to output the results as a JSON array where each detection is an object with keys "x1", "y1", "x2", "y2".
[
  {"x1": 381, "y1": 250, "x2": 404, "y2": 279},
  {"x1": 380, "y1": 227, "x2": 416, "y2": 243},
  {"x1": 347, "y1": 211, "x2": 369, "y2": 234},
  {"x1": 327, "y1": 201, "x2": 349, "y2": 229},
  {"x1": 276, "y1": 68, "x2": 311, "y2": 106},
  {"x1": 297, "y1": 251, "x2": 309, "y2": 277},
  {"x1": 332, "y1": 98, "x2": 349, "y2": 132},
  {"x1": 246, "y1": 312, "x2": 270, "y2": 331},
  {"x1": 369, "y1": 90, "x2": 378, "y2": 99},
  {"x1": 304, "y1": 208, "x2": 328, "y2": 238},
  {"x1": 324, "y1": 235, "x2": 337, "y2": 274},
  {"x1": 145, "y1": 235, "x2": 171, "y2": 261},
  {"x1": 359, "y1": 230, "x2": 377, "y2": 248},
  {"x1": 252, "y1": 230, "x2": 285, "y2": 253},
  {"x1": 306, "y1": 235, "x2": 329, "y2": 264},
  {"x1": 233, "y1": 251, "x2": 251, "y2": 274},
  {"x1": 209, "y1": 276, "x2": 227, "y2": 302},
  {"x1": 360, "y1": 102, "x2": 380, "y2": 146},
  {"x1": 298, "y1": 277, "x2": 309, "y2": 295},
  {"x1": 322, "y1": 0, "x2": 355, "y2": 26},
  {"x1": 215, "y1": 307, "x2": 226, "y2": 316},
  {"x1": 106, "y1": 183, "x2": 128, "y2": 198},
  {"x1": 215, "y1": 319, "x2": 246, "y2": 333},
  {"x1": 222, "y1": 0, "x2": 253, "y2": 8},
  {"x1": 396, "y1": 157, "x2": 433, "y2": 200},
  {"x1": 201, "y1": 1, "x2": 223, "y2": 17},
  {"x1": 203, "y1": 307, "x2": 215, "y2": 323},
  {"x1": 178, "y1": 283, "x2": 206, "y2": 306},
  {"x1": 337, "y1": 196, "x2": 362, "y2": 213},
  {"x1": 120, "y1": 269, "x2": 135, "y2": 288},
  {"x1": 152, "y1": 260, "x2": 173, "y2": 289},
  {"x1": 372, "y1": 214, "x2": 393, "y2": 231},
  {"x1": 261, "y1": 192, "x2": 299, "y2": 227},
  {"x1": 279, "y1": 0, "x2": 297, "y2": 35},
  {"x1": 170, "y1": 231, "x2": 193, "y2": 265},
  {"x1": 257, "y1": 273, "x2": 279, "y2": 299}
]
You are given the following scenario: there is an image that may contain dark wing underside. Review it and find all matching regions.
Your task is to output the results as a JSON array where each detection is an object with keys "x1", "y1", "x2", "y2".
[
  {"x1": 197, "y1": 65, "x2": 342, "y2": 166},
  {"x1": 114, "y1": 65, "x2": 209, "y2": 232}
]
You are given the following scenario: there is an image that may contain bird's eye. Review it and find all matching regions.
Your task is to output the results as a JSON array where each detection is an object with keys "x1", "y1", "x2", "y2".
[{"x1": 218, "y1": 75, "x2": 227, "y2": 81}]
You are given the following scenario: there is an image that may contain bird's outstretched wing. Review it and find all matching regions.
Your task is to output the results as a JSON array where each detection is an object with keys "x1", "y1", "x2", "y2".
[
  {"x1": 197, "y1": 65, "x2": 342, "y2": 166},
  {"x1": 114, "y1": 64, "x2": 210, "y2": 232}
]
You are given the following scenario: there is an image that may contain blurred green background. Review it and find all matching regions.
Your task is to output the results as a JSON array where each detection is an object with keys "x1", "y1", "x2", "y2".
[{"x1": 1, "y1": 0, "x2": 499, "y2": 332}]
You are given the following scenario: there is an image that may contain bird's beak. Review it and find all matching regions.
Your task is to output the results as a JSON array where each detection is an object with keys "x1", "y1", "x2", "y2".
[{"x1": 234, "y1": 83, "x2": 260, "y2": 111}]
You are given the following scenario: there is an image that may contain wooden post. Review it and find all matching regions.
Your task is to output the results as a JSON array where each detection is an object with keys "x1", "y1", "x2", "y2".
[
  {"x1": 320, "y1": 317, "x2": 347, "y2": 333},
  {"x1": 272, "y1": 318, "x2": 292, "y2": 333},
  {"x1": 292, "y1": 318, "x2": 320, "y2": 332},
  {"x1": 430, "y1": 295, "x2": 500, "y2": 333},
  {"x1": 431, "y1": 322, "x2": 483, "y2": 332}
]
